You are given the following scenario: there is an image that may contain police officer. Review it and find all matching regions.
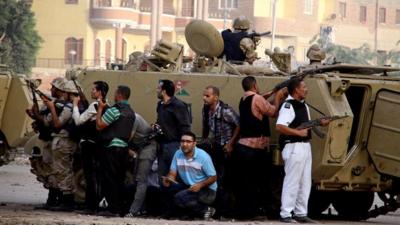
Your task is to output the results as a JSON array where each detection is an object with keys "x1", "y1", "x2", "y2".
[
  {"x1": 221, "y1": 16, "x2": 257, "y2": 64},
  {"x1": 96, "y1": 85, "x2": 136, "y2": 217},
  {"x1": 276, "y1": 78, "x2": 328, "y2": 223},
  {"x1": 27, "y1": 77, "x2": 67, "y2": 209},
  {"x1": 72, "y1": 80, "x2": 109, "y2": 212},
  {"x1": 41, "y1": 79, "x2": 78, "y2": 211}
]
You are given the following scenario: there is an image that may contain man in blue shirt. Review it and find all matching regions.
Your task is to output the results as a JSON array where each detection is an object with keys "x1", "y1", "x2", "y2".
[{"x1": 163, "y1": 131, "x2": 217, "y2": 220}]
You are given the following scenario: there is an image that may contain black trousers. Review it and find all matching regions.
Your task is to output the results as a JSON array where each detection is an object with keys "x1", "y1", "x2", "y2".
[
  {"x1": 101, "y1": 146, "x2": 129, "y2": 214},
  {"x1": 81, "y1": 140, "x2": 103, "y2": 210},
  {"x1": 231, "y1": 143, "x2": 271, "y2": 219}
]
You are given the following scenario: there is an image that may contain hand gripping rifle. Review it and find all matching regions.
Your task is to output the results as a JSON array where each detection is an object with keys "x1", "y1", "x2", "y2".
[
  {"x1": 296, "y1": 115, "x2": 348, "y2": 138},
  {"x1": 246, "y1": 31, "x2": 271, "y2": 45},
  {"x1": 71, "y1": 79, "x2": 89, "y2": 110}
]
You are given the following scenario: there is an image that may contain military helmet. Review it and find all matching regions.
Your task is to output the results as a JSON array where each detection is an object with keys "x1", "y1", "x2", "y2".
[
  {"x1": 307, "y1": 44, "x2": 326, "y2": 61},
  {"x1": 232, "y1": 16, "x2": 250, "y2": 30},
  {"x1": 62, "y1": 80, "x2": 79, "y2": 94},
  {"x1": 51, "y1": 77, "x2": 67, "y2": 91}
]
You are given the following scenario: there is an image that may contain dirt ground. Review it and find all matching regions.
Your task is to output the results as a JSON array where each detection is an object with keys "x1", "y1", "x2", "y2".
[{"x1": 0, "y1": 157, "x2": 399, "y2": 225}]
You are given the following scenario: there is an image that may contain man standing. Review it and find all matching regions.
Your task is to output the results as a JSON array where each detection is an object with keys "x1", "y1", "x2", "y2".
[
  {"x1": 27, "y1": 77, "x2": 67, "y2": 209},
  {"x1": 221, "y1": 16, "x2": 257, "y2": 64},
  {"x1": 126, "y1": 113, "x2": 157, "y2": 217},
  {"x1": 233, "y1": 76, "x2": 285, "y2": 219},
  {"x1": 96, "y1": 85, "x2": 136, "y2": 217},
  {"x1": 202, "y1": 85, "x2": 239, "y2": 183},
  {"x1": 276, "y1": 78, "x2": 328, "y2": 223},
  {"x1": 72, "y1": 80, "x2": 109, "y2": 212},
  {"x1": 163, "y1": 131, "x2": 217, "y2": 220},
  {"x1": 43, "y1": 80, "x2": 79, "y2": 211},
  {"x1": 156, "y1": 79, "x2": 191, "y2": 178}
]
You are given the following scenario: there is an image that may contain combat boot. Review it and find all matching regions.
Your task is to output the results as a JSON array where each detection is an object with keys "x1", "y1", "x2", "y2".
[
  {"x1": 49, "y1": 193, "x2": 74, "y2": 212},
  {"x1": 34, "y1": 188, "x2": 60, "y2": 210}
]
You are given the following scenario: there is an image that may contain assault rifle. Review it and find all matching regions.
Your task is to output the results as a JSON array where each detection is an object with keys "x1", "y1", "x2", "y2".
[
  {"x1": 262, "y1": 66, "x2": 323, "y2": 99},
  {"x1": 246, "y1": 31, "x2": 271, "y2": 45},
  {"x1": 71, "y1": 78, "x2": 89, "y2": 109},
  {"x1": 296, "y1": 115, "x2": 348, "y2": 138},
  {"x1": 129, "y1": 124, "x2": 163, "y2": 150}
]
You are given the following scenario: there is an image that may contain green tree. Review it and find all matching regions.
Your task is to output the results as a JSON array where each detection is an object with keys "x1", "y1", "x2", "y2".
[{"x1": 0, "y1": 0, "x2": 42, "y2": 74}]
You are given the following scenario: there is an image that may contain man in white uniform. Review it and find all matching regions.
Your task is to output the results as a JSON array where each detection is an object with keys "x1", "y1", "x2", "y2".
[{"x1": 276, "y1": 78, "x2": 328, "y2": 223}]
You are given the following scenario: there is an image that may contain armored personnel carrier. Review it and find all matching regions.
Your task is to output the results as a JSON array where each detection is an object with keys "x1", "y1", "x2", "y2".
[
  {"x1": 0, "y1": 64, "x2": 33, "y2": 166},
  {"x1": 27, "y1": 20, "x2": 400, "y2": 219}
]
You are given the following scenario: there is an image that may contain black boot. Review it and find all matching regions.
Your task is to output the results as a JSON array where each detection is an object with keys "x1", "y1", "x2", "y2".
[
  {"x1": 35, "y1": 188, "x2": 60, "y2": 210},
  {"x1": 49, "y1": 193, "x2": 74, "y2": 211}
]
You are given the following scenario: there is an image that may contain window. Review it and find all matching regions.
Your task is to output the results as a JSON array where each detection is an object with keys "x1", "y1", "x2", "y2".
[
  {"x1": 139, "y1": 0, "x2": 151, "y2": 12},
  {"x1": 182, "y1": 0, "x2": 194, "y2": 17},
  {"x1": 219, "y1": 0, "x2": 238, "y2": 9},
  {"x1": 121, "y1": 0, "x2": 135, "y2": 8},
  {"x1": 339, "y1": 2, "x2": 346, "y2": 18},
  {"x1": 94, "y1": 39, "x2": 101, "y2": 66},
  {"x1": 304, "y1": 0, "x2": 313, "y2": 15},
  {"x1": 105, "y1": 40, "x2": 112, "y2": 64},
  {"x1": 97, "y1": 0, "x2": 111, "y2": 7},
  {"x1": 379, "y1": 8, "x2": 386, "y2": 23},
  {"x1": 163, "y1": 0, "x2": 175, "y2": 14},
  {"x1": 359, "y1": 6, "x2": 367, "y2": 23},
  {"x1": 65, "y1": 0, "x2": 78, "y2": 4},
  {"x1": 396, "y1": 9, "x2": 400, "y2": 25},
  {"x1": 65, "y1": 37, "x2": 83, "y2": 65}
]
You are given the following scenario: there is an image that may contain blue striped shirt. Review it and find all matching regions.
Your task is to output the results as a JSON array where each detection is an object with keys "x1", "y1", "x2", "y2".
[{"x1": 170, "y1": 147, "x2": 217, "y2": 191}]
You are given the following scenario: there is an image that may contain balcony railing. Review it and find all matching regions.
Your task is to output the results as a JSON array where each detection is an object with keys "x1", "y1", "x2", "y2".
[{"x1": 35, "y1": 58, "x2": 126, "y2": 69}]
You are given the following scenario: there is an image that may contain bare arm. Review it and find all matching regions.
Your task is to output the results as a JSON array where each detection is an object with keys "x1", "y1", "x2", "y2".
[
  {"x1": 162, "y1": 170, "x2": 178, "y2": 188},
  {"x1": 96, "y1": 101, "x2": 108, "y2": 131},
  {"x1": 188, "y1": 175, "x2": 217, "y2": 192}
]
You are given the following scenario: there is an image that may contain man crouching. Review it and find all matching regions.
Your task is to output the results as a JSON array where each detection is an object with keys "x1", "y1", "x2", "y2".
[{"x1": 162, "y1": 131, "x2": 217, "y2": 220}]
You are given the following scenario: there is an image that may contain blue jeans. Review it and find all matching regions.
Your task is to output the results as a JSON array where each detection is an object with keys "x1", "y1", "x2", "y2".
[{"x1": 164, "y1": 183, "x2": 216, "y2": 217}]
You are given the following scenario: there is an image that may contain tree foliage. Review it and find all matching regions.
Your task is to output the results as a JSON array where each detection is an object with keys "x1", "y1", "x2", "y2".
[
  {"x1": 0, "y1": 0, "x2": 42, "y2": 74},
  {"x1": 310, "y1": 34, "x2": 400, "y2": 67}
]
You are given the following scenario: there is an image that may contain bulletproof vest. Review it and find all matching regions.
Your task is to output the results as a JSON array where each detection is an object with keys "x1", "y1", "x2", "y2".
[
  {"x1": 279, "y1": 99, "x2": 311, "y2": 148},
  {"x1": 77, "y1": 102, "x2": 105, "y2": 141},
  {"x1": 100, "y1": 102, "x2": 136, "y2": 145},
  {"x1": 239, "y1": 95, "x2": 271, "y2": 138},
  {"x1": 221, "y1": 29, "x2": 248, "y2": 62},
  {"x1": 37, "y1": 100, "x2": 67, "y2": 141}
]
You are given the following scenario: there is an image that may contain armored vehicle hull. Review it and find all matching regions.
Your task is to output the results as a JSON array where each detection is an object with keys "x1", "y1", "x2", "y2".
[{"x1": 73, "y1": 64, "x2": 400, "y2": 219}]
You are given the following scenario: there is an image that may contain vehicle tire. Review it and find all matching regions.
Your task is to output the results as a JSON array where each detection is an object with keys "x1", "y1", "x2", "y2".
[
  {"x1": 73, "y1": 168, "x2": 86, "y2": 203},
  {"x1": 308, "y1": 189, "x2": 332, "y2": 217},
  {"x1": 332, "y1": 191, "x2": 374, "y2": 220}
]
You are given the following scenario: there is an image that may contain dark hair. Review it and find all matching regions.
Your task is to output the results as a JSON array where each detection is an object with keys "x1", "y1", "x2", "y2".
[
  {"x1": 287, "y1": 78, "x2": 303, "y2": 95},
  {"x1": 241, "y1": 76, "x2": 257, "y2": 91},
  {"x1": 116, "y1": 85, "x2": 131, "y2": 99},
  {"x1": 160, "y1": 79, "x2": 175, "y2": 97},
  {"x1": 181, "y1": 131, "x2": 196, "y2": 142},
  {"x1": 205, "y1": 85, "x2": 220, "y2": 96},
  {"x1": 93, "y1": 81, "x2": 109, "y2": 98}
]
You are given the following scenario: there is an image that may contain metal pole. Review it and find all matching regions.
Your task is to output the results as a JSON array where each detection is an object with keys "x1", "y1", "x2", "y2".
[
  {"x1": 270, "y1": 0, "x2": 278, "y2": 51},
  {"x1": 223, "y1": 0, "x2": 227, "y2": 29},
  {"x1": 374, "y1": 0, "x2": 379, "y2": 52}
]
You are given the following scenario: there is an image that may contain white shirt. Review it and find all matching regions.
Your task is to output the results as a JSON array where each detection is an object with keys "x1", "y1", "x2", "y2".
[
  {"x1": 72, "y1": 101, "x2": 98, "y2": 126},
  {"x1": 276, "y1": 95, "x2": 310, "y2": 126}
]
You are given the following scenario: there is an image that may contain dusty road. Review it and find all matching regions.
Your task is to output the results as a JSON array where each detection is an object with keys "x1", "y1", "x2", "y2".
[{"x1": 0, "y1": 157, "x2": 399, "y2": 225}]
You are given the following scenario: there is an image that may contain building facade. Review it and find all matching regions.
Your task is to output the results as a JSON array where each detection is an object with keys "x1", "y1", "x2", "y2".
[{"x1": 30, "y1": 0, "x2": 400, "y2": 68}]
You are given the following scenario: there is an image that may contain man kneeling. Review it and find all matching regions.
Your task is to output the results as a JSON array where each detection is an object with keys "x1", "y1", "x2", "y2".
[{"x1": 162, "y1": 131, "x2": 217, "y2": 220}]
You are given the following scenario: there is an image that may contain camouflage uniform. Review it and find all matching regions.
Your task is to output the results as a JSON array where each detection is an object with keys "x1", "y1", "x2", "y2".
[
  {"x1": 44, "y1": 99, "x2": 76, "y2": 194},
  {"x1": 30, "y1": 139, "x2": 58, "y2": 189}
]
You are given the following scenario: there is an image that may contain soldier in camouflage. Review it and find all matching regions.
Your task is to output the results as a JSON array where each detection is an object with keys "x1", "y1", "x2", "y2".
[
  {"x1": 42, "y1": 80, "x2": 78, "y2": 211},
  {"x1": 221, "y1": 16, "x2": 257, "y2": 64}
]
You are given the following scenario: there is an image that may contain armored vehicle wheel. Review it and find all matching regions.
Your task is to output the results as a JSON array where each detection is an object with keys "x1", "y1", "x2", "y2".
[
  {"x1": 73, "y1": 168, "x2": 86, "y2": 203},
  {"x1": 332, "y1": 191, "x2": 374, "y2": 220},
  {"x1": 308, "y1": 189, "x2": 332, "y2": 217}
]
